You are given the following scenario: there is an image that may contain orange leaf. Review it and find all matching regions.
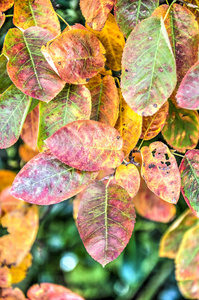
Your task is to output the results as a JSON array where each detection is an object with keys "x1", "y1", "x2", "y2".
[
  {"x1": 0, "y1": 12, "x2": 5, "y2": 28},
  {"x1": 19, "y1": 143, "x2": 39, "y2": 163},
  {"x1": 0, "y1": 170, "x2": 16, "y2": 192},
  {"x1": 0, "y1": 287, "x2": 26, "y2": 300},
  {"x1": 0, "y1": 266, "x2": 11, "y2": 288},
  {"x1": 0, "y1": 0, "x2": 14, "y2": 12}
]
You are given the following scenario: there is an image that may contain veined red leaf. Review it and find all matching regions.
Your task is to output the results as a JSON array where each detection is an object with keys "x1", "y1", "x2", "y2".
[
  {"x1": 41, "y1": 29, "x2": 106, "y2": 84},
  {"x1": 141, "y1": 141, "x2": 181, "y2": 203},
  {"x1": 45, "y1": 120, "x2": 124, "y2": 172},
  {"x1": 180, "y1": 150, "x2": 199, "y2": 217},
  {"x1": 77, "y1": 181, "x2": 136, "y2": 266},
  {"x1": 86, "y1": 74, "x2": 119, "y2": 127},
  {"x1": 0, "y1": 85, "x2": 31, "y2": 149},
  {"x1": 38, "y1": 84, "x2": 91, "y2": 151},
  {"x1": 114, "y1": 0, "x2": 159, "y2": 38},
  {"x1": 0, "y1": 0, "x2": 14, "y2": 12},
  {"x1": 80, "y1": 0, "x2": 115, "y2": 30},
  {"x1": 121, "y1": 16, "x2": 177, "y2": 116},
  {"x1": 0, "y1": 12, "x2": 5, "y2": 28},
  {"x1": 13, "y1": 0, "x2": 60, "y2": 37},
  {"x1": 10, "y1": 150, "x2": 97, "y2": 205},
  {"x1": 3, "y1": 27, "x2": 65, "y2": 102},
  {"x1": 0, "y1": 54, "x2": 12, "y2": 94},
  {"x1": 176, "y1": 61, "x2": 199, "y2": 110}
]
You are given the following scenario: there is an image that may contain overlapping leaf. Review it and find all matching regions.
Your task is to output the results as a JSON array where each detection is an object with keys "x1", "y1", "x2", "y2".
[
  {"x1": 80, "y1": 0, "x2": 115, "y2": 30},
  {"x1": 121, "y1": 16, "x2": 176, "y2": 116},
  {"x1": 13, "y1": 0, "x2": 60, "y2": 36},
  {"x1": 0, "y1": 12, "x2": 5, "y2": 28},
  {"x1": 162, "y1": 100, "x2": 199, "y2": 153},
  {"x1": 3, "y1": 27, "x2": 65, "y2": 102},
  {"x1": 10, "y1": 150, "x2": 97, "y2": 205},
  {"x1": 178, "y1": 279, "x2": 199, "y2": 299},
  {"x1": 114, "y1": 0, "x2": 159, "y2": 37},
  {"x1": 0, "y1": 85, "x2": 31, "y2": 149},
  {"x1": 41, "y1": 29, "x2": 106, "y2": 84},
  {"x1": 77, "y1": 181, "x2": 136, "y2": 266},
  {"x1": 179, "y1": 150, "x2": 199, "y2": 217},
  {"x1": 141, "y1": 141, "x2": 181, "y2": 203},
  {"x1": 38, "y1": 84, "x2": 91, "y2": 151},
  {"x1": 0, "y1": 54, "x2": 12, "y2": 94},
  {"x1": 45, "y1": 120, "x2": 124, "y2": 171},
  {"x1": 86, "y1": 74, "x2": 119, "y2": 127},
  {"x1": 86, "y1": 13, "x2": 125, "y2": 71},
  {"x1": 0, "y1": 0, "x2": 14, "y2": 12}
]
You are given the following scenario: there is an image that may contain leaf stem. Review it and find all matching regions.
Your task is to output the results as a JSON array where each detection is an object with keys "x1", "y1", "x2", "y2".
[
  {"x1": 56, "y1": 12, "x2": 71, "y2": 29},
  {"x1": 164, "y1": 0, "x2": 177, "y2": 21},
  {"x1": 137, "y1": 139, "x2": 144, "y2": 151},
  {"x1": 171, "y1": 150, "x2": 184, "y2": 158},
  {"x1": 5, "y1": 14, "x2": 13, "y2": 17}
]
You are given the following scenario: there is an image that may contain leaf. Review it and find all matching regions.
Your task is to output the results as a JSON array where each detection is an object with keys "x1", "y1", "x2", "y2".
[
  {"x1": 37, "y1": 84, "x2": 91, "y2": 151},
  {"x1": 3, "y1": 27, "x2": 65, "y2": 102},
  {"x1": 141, "y1": 141, "x2": 181, "y2": 203},
  {"x1": 115, "y1": 91, "x2": 142, "y2": 157},
  {"x1": 19, "y1": 144, "x2": 39, "y2": 162},
  {"x1": 178, "y1": 279, "x2": 199, "y2": 299},
  {"x1": 0, "y1": 12, "x2": 5, "y2": 28},
  {"x1": 80, "y1": 0, "x2": 115, "y2": 30},
  {"x1": 86, "y1": 13, "x2": 125, "y2": 71},
  {"x1": 77, "y1": 181, "x2": 136, "y2": 266},
  {"x1": 115, "y1": 164, "x2": 140, "y2": 198},
  {"x1": 27, "y1": 283, "x2": 85, "y2": 300},
  {"x1": 9, "y1": 253, "x2": 32, "y2": 284},
  {"x1": 114, "y1": 0, "x2": 159, "y2": 38},
  {"x1": 0, "y1": 266, "x2": 11, "y2": 288},
  {"x1": 0, "y1": 54, "x2": 12, "y2": 94},
  {"x1": 179, "y1": 150, "x2": 199, "y2": 217},
  {"x1": 0, "y1": 287, "x2": 26, "y2": 300},
  {"x1": 13, "y1": 0, "x2": 60, "y2": 37},
  {"x1": 159, "y1": 209, "x2": 198, "y2": 259},
  {"x1": 141, "y1": 101, "x2": 169, "y2": 140},
  {"x1": 10, "y1": 150, "x2": 98, "y2": 205},
  {"x1": 162, "y1": 100, "x2": 199, "y2": 153},
  {"x1": 41, "y1": 29, "x2": 106, "y2": 84},
  {"x1": 0, "y1": 0, "x2": 14, "y2": 12},
  {"x1": 20, "y1": 105, "x2": 39, "y2": 151},
  {"x1": 121, "y1": 16, "x2": 177, "y2": 116},
  {"x1": 45, "y1": 120, "x2": 124, "y2": 172},
  {"x1": 0, "y1": 170, "x2": 16, "y2": 192},
  {"x1": 176, "y1": 61, "x2": 199, "y2": 110},
  {"x1": 0, "y1": 85, "x2": 31, "y2": 149},
  {"x1": 86, "y1": 74, "x2": 119, "y2": 127}
]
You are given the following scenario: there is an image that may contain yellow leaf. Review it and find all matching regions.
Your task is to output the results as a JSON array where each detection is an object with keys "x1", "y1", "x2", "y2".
[{"x1": 10, "y1": 253, "x2": 32, "y2": 284}]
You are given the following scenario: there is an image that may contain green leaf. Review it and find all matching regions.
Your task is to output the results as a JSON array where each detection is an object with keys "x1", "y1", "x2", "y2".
[{"x1": 0, "y1": 54, "x2": 12, "y2": 94}]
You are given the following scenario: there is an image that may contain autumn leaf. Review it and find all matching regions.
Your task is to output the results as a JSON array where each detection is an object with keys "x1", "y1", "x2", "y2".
[
  {"x1": 141, "y1": 141, "x2": 181, "y2": 203},
  {"x1": 0, "y1": 266, "x2": 11, "y2": 288},
  {"x1": 19, "y1": 144, "x2": 39, "y2": 162},
  {"x1": 45, "y1": 120, "x2": 124, "y2": 172},
  {"x1": 9, "y1": 253, "x2": 32, "y2": 284},
  {"x1": 178, "y1": 279, "x2": 199, "y2": 299},
  {"x1": 0, "y1": 12, "x2": 5, "y2": 28},
  {"x1": 77, "y1": 181, "x2": 136, "y2": 266},
  {"x1": 121, "y1": 16, "x2": 176, "y2": 116},
  {"x1": 0, "y1": 0, "x2": 14, "y2": 12},
  {"x1": 0, "y1": 170, "x2": 16, "y2": 192},
  {"x1": 0, "y1": 54, "x2": 12, "y2": 94},
  {"x1": 0, "y1": 287, "x2": 26, "y2": 300}
]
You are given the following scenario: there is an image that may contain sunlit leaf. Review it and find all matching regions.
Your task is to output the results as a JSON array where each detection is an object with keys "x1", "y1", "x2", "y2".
[
  {"x1": 45, "y1": 120, "x2": 124, "y2": 172},
  {"x1": 176, "y1": 61, "x2": 199, "y2": 110},
  {"x1": 0, "y1": 0, "x2": 14, "y2": 12},
  {"x1": 10, "y1": 150, "x2": 98, "y2": 205},
  {"x1": 13, "y1": 0, "x2": 60, "y2": 37},
  {"x1": 184, "y1": 0, "x2": 199, "y2": 24},
  {"x1": 0, "y1": 54, "x2": 12, "y2": 94},
  {"x1": 115, "y1": 91, "x2": 142, "y2": 157},
  {"x1": 0, "y1": 85, "x2": 31, "y2": 149},
  {"x1": 178, "y1": 278, "x2": 199, "y2": 299},
  {"x1": 86, "y1": 13, "x2": 125, "y2": 71},
  {"x1": 121, "y1": 16, "x2": 176, "y2": 116},
  {"x1": 179, "y1": 150, "x2": 199, "y2": 217},
  {"x1": 114, "y1": 0, "x2": 159, "y2": 37},
  {"x1": 141, "y1": 101, "x2": 169, "y2": 140},
  {"x1": 0, "y1": 266, "x2": 11, "y2": 288},
  {"x1": 162, "y1": 100, "x2": 199, "y2": 153},
  {"x1": 77, "y1": 181, "x2": 136, "y2": 266},
  {"x1": 0, "y1": 170, "x2": 16, "y2": 192},
  {"x1": 115, "y1": 164, "x2": 140, "y2": 198},
  {"x1": 80, "y1": 0, "x2": 115, "y2": 30},
  {"x1": 141, "y1": 141, "x2": 181, "y2": 203},
  {"x1": 0, "y1": 287, "x2": 26, "y2": 300},
  {"x1": 159, "y1": 209, "x2": 198, "y2": 259},
  {"x1": 41, "y1": 29, "x2": 106, "y2": 84},
  {"x1": 86, "y1": 74, "x2": 119, "y2": 127},
  {"x1": 73, "y1": 190, "x2": 85, "y2": 223},
  {"x1": 38, "y1": 84, "x2": 91, "y2": 151},
  {"x1": 3, "y1": 27, "x2": 65, "y2": 102},
  {"x1": 10, "y1": 253, "x2": 32, "y2": 284},
  {"x1": 0, "y1": 12, "x2": 5, "y2": 28},
  {"x1": 19, "y1": 144, "x2": 39, "y2": 162}
]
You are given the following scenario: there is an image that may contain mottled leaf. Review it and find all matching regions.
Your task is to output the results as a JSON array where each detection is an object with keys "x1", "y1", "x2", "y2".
[
  {"x1": 141, "y1": 141, "x2": 181, "y2": 203},
  {"x1": 86, "y1": 13, "x2": 125, "y2": 71},
  {"x1": 162, "y1": 100, "x2": 199, "y2": 153},
  {"x1": 41, "y1": 29, "x2": 106, "y2": 84},
  {"x1": 86, "y1": 74, "x2": 119, "y2": 127},
  {"x1": 115, "y1": 91, "x2": 142, "y2": 157},
  {"x1": 0, "y1": 54, "x2": 12, "y2": 94},
  {"x1": 13, "y1": 0, "x2": 60, "y2": 36},
  {"x1": 3, "y1": 27, "x2": 65, "y2": 102},
  {"x1": 115, "y1": 164, "x2": 140, "y2": 198},
  {"x1": 176, "y1": 61, "x2": 199, "y2": 110},
  {"x1": 159, "y1": 209, "x2": 198, "y2": 259},
  {"x1": 0, "y1": 287, "x2": 25, "y2": 300},
  {"x1": 0, "y1": 12, "x2": 5, "y2": 28},
  {"x1": 77, "y1": 181, "x2": 136, "y2": 266},
  {"x1": 0, "y1": 170, "x2": 16, "y2": 192},
  {"x1": 121, "y1": 16, "x2": 176, "y2": 116},
  {"x1": 114, "y1": 0, "x2": 159, "y2": 37},
  {"x1": 141, "y1": 101, "x2": 169, "y2": 140},
  {"x1": 80, "y1": 0, "x2": 115, "y2": 30},
  {"x1": 0, "y1": 85, "x2": 31, "y2": 149},
  {"x1": 0, "y1": 266, "x2": 11, "y2": 288},
  {"x1": 19, "y1": 144, "x2": 39, "y2": 162},
  {"x1": 45, "y1": 120, "x2": 124, "y2": 172},
  {"x1": 10, "y1": 253, "x2": 32, "y2": 284},
  {"x1": 0, "y1": 0, "x2": 14, "y2": 12},
  {"x1": 38, "y1": 84, "x2": 91, "y2": 151},
  {"x1": 178, "y1": 279, "x2": 199, "y2": 300},
  {"x1": 180, "y1": 150, "x2": 199, "y2": 217}
]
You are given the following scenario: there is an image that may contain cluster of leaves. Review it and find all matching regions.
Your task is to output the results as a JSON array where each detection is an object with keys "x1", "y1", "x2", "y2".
[{"x1": 1, "y1": 0, "x2": 199, "y2": 298}]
